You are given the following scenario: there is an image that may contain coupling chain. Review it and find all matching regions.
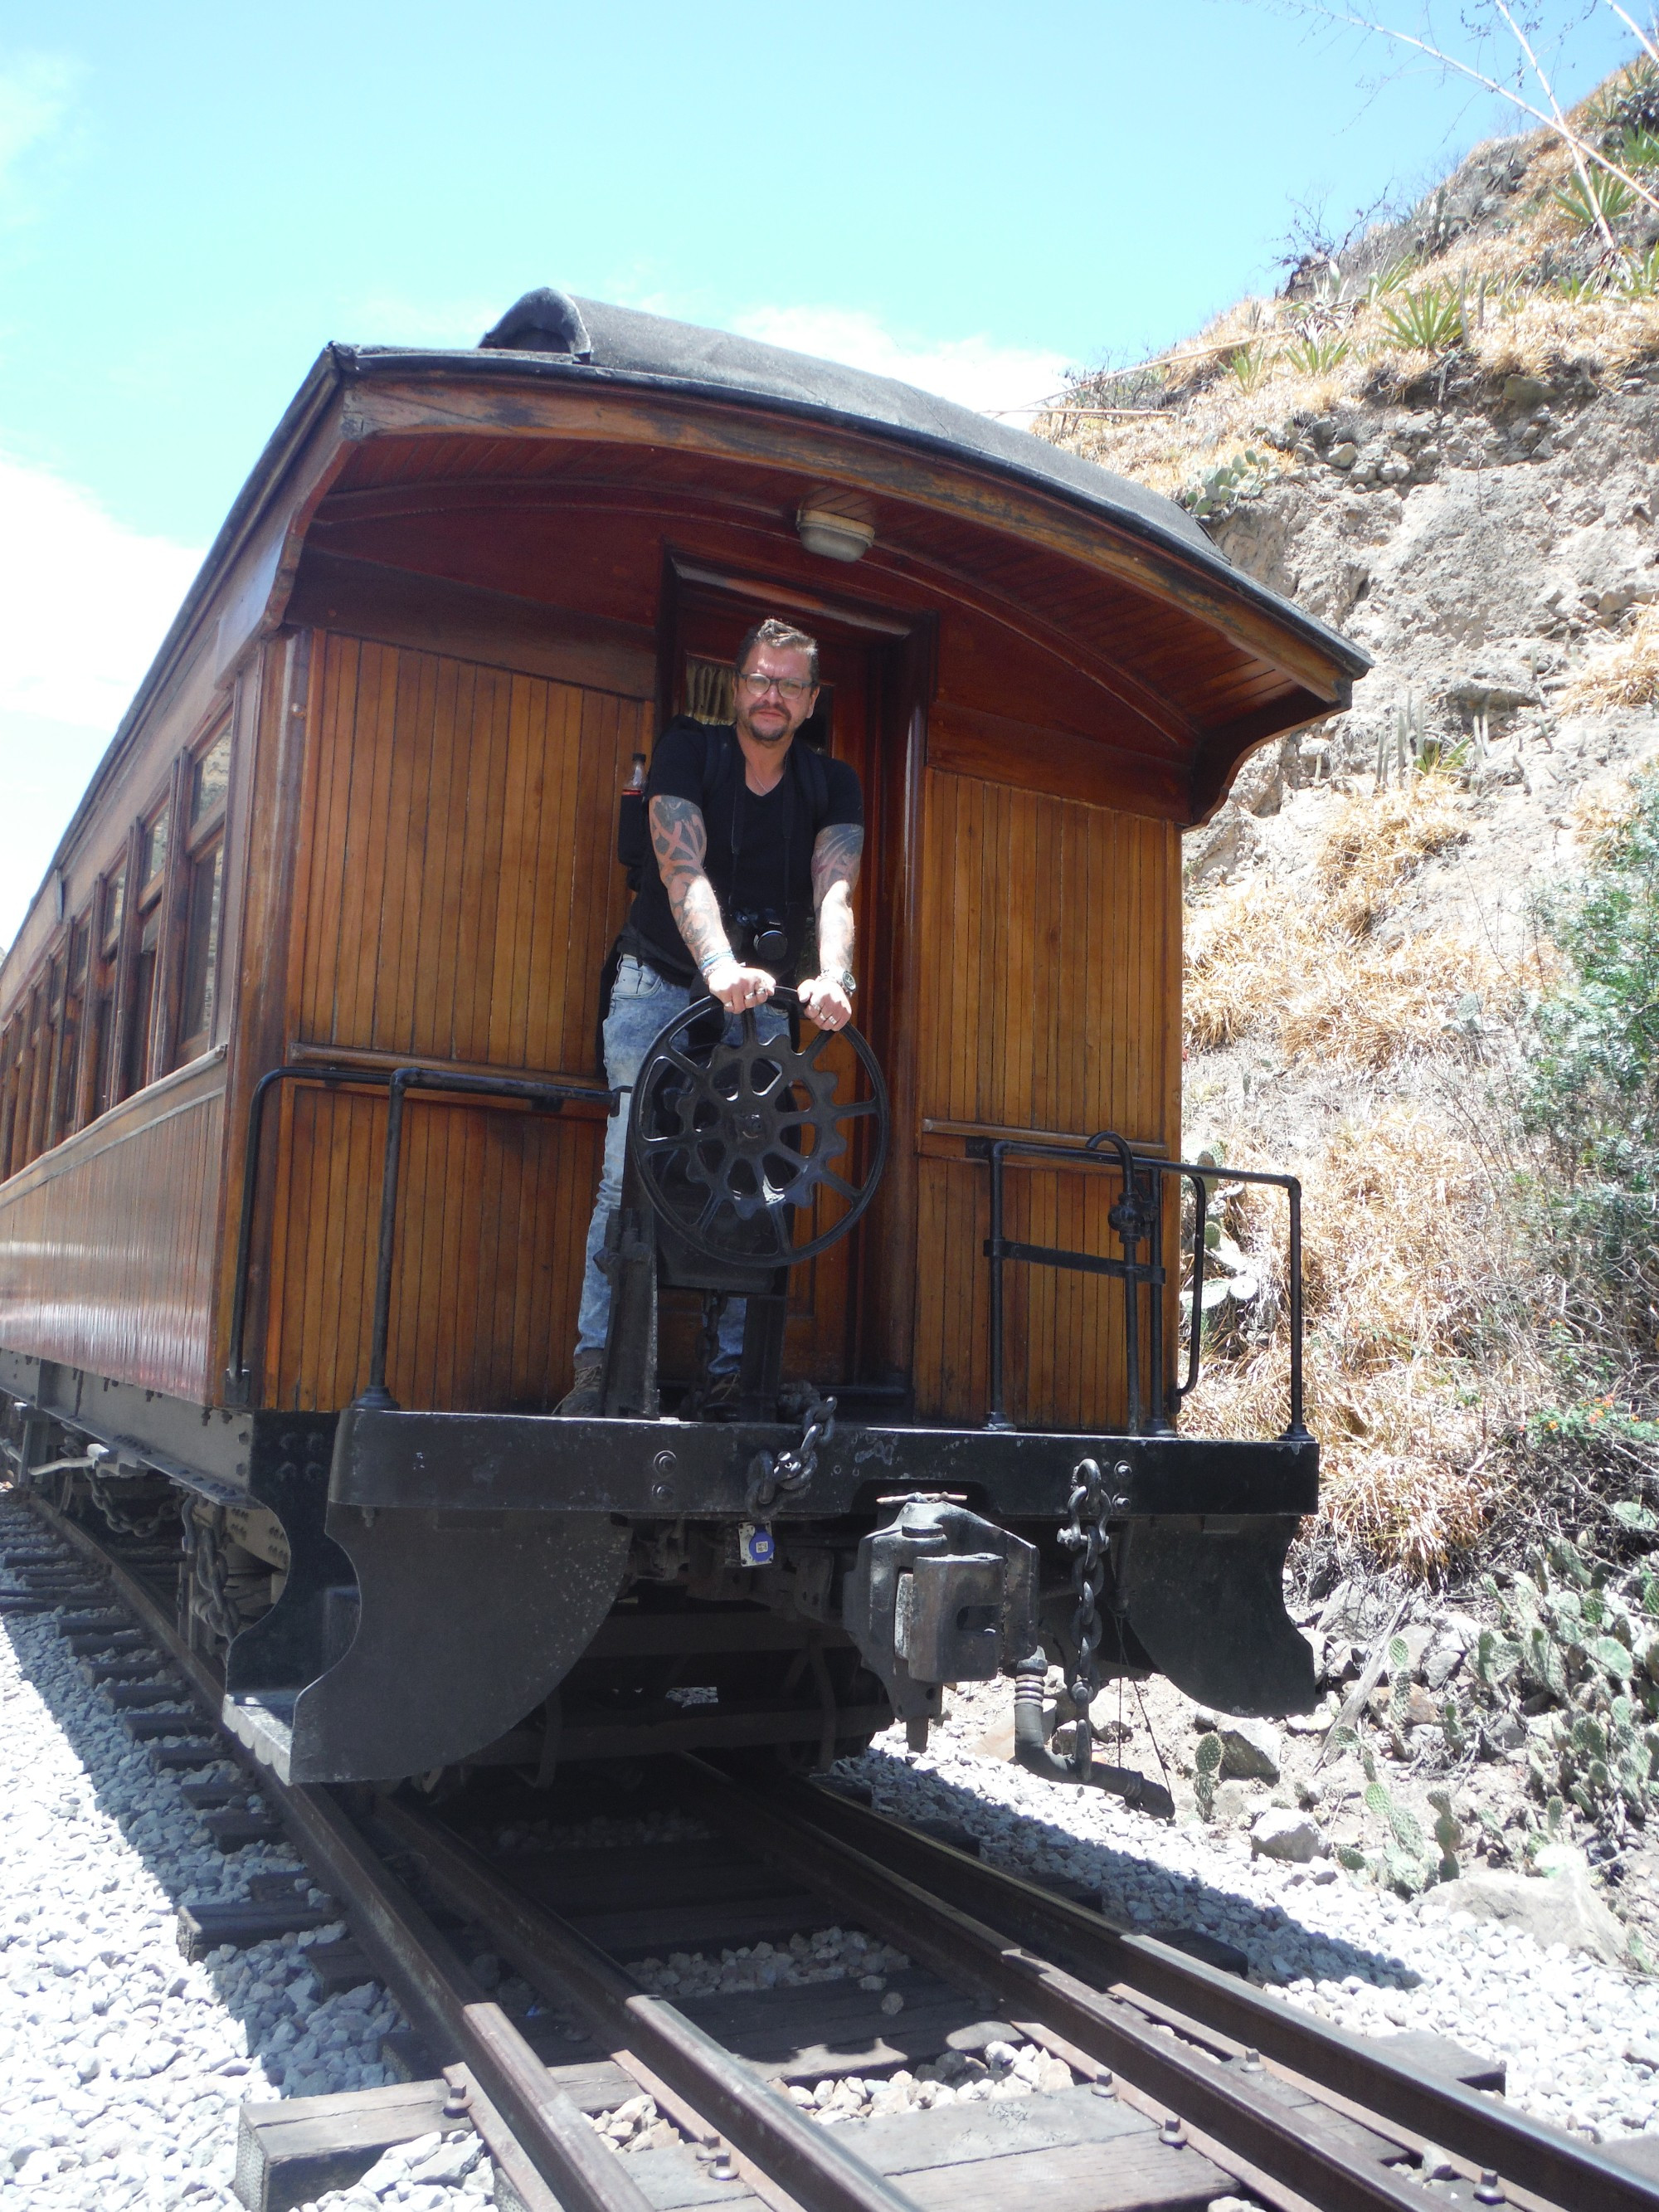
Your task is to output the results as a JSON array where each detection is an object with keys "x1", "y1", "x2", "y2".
[
  {"x1": 746, "y1": 1394, "x2": 837, "y2": 1515},
  {"x1": 1057, "y1": 1455, "x2": 1111, "y2": 1779},
  {"x1": 182, "y1": 1513, "x2": 241, "y2": 1646},
  {"x1": 85, "y1": 1472, "x2": 173, "y2": 1542}
]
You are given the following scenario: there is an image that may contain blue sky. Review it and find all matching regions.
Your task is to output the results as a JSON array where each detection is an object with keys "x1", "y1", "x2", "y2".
[{"x1": 0, "y1": 1, "x2": 1640, "y2": 946}]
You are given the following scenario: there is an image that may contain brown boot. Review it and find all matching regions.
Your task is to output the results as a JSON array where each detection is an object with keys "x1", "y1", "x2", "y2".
[{"x1": 555, "y1": 1351, "x2": 605, "y2": 1416}]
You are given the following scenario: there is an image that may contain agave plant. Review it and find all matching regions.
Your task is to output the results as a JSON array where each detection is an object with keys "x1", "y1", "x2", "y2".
[
  {"x1": 1226, "y1": 342, "x2": 1274, "y2": 393},
  {"x1": 1554, "y1": 166, "x2": 1636, "y2": 231},
  {"x1": 1379, "y1": 285, "x2": 1463, "y2": 354},
  {"x1": 1615, "y1": 124, "x2": 1659, "y2": 173},
  {"x1": 1282, "y1": 334, "x2": 1350, "y2": 376}
]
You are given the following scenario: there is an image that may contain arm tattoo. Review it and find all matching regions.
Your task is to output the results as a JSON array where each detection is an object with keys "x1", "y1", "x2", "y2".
[
  {"x1": 649, "y1": 793, "x2": 732, "y2": 970},
  {"x1": 811, "y1": 822, "x2": 863, "y2": 975}
]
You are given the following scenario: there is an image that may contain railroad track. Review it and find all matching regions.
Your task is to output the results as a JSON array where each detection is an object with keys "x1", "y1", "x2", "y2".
[{"x1": 4, "y1": 1488, "x2": 1657, "y2": 2212}]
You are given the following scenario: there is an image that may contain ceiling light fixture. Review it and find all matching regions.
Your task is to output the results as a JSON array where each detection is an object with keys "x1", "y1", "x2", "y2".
[{"x1": 795, "y1": 489, "x2": 876, "y2": 563}]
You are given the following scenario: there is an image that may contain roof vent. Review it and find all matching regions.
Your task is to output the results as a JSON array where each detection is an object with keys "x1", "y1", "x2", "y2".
[{"x1": 479, "y1": 287, "x2": 594, "y2": 361}]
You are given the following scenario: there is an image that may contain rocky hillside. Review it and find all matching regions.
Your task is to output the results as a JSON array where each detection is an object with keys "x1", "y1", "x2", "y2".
[{"x1": 1039, "y1": 62, "x2": 1659, "y2": 1578}]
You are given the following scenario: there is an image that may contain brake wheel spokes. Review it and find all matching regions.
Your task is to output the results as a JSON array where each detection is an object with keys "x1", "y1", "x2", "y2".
[{"x1": 628, "y1": 990, "x2": 892, "y2": 1265}]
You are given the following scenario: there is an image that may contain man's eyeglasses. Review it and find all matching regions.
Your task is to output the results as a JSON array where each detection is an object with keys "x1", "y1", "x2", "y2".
[{"x1": 738, "y1": 671, "x2": 813, "y2": 701}]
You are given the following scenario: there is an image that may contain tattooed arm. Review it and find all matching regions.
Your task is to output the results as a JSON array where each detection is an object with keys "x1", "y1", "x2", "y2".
[
  {"x1": 648, "y1": 794, "x2": 775, "y2": 1013},
  {"x1": 799, "y1": 821, "x2": 864, "y2": 1031}
]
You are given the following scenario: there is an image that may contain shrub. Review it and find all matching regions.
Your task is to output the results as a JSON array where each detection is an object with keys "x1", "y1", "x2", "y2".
[{"x1": 1518, "y1": 770, "x2": 1659, "y2": 1351}]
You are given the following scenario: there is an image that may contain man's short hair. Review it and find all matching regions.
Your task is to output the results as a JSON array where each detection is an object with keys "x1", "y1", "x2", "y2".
[{"x1": 736, "y1": 616, "x2": 820, "y2": 689}]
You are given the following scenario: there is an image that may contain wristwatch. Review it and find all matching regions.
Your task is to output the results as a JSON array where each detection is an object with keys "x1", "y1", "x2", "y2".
[{"x1": 831, "y1": 967, "x2": 857, "y2": 996}]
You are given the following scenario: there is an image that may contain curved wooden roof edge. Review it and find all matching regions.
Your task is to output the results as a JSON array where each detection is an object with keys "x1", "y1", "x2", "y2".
[{"x1": 7, "y1": 304, "x2": 1370, "y2": 980}]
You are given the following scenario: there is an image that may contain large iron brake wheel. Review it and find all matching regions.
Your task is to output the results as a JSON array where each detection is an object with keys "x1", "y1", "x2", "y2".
[{"x1": 626, "y1": 988, "x2": 889, "y2": 1266}]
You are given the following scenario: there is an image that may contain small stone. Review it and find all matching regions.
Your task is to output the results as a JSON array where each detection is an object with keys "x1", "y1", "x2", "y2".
[
  {"x1": 1329, "y1": 441, "x2": 1359, "y2": 469},
  {"x1": 880, "y1": 1991, "x2": 904, "y2": 2016},
  {"x1": 1250, "y1": 1810, "x2": 1321, "y2": 1864},
  {"x1": 1218, "y1": 1717, "x2": 1282, "y2": 1783}
]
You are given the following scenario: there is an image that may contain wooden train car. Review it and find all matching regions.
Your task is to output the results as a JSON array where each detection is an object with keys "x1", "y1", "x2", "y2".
[{"x1": 0, "y1": 288, "x2": 1367, "y2": 1789}]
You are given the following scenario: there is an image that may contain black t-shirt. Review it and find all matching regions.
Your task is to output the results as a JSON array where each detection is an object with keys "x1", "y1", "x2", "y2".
[{"x1": 625, "y1": 720, "x2": 862, "y2": 984}]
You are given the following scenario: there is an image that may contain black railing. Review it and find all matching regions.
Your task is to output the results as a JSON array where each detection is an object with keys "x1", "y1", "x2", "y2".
[
  {"x1": 980, "y1": 1130, "x2": 1305, "y2": 1440},
  {"x1": 356, "y1": 1065, "x2": 613, "y2": 1411},
  {"x1": 225, "y1": 1060, "x2": 611, "y2": 1410}
]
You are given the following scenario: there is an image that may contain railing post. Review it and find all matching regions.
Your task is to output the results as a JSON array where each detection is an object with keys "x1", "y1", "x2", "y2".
[
  {"x1": 1284, "y1": 1177, "x2": 1308, "y2": 1440},
  {"x1": 985, "y1": 1142, "x2": 1012, "y2": 1430},
  {"x1": 356, "y1": 1069, "x2": 412, "y2": 1412}
]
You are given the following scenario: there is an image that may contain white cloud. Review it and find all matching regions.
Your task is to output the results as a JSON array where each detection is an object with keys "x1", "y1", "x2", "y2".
[
  {"x1": 0, "y1": 454, "x2": 202, "y2": 729},
  {"x1": 0, "y1": 455, "x2": 201, "y2": 951},
  {"x1": 732, "y1": 305, "x2": 1072, "y2": 426},
  {"x1": 0, "y1": 52, "x2": 78, "y2": 203}
]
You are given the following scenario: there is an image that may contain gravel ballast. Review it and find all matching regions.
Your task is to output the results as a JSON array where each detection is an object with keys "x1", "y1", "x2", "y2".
[
  {"x1": 843, "y1": 1688, "x2": 1659, "y2": 2149},
  {"x1": 0, "y1": 1500, "x2": 407, "y2": 2210}
]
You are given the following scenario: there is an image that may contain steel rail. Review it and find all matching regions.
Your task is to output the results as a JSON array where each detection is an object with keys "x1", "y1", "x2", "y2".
[
  {"x1": 783, "y1": 1776, "x2": 1655, "y2": 2212},
  {"x1": 372, "y1": 1793, "x2": 923, "y2": 2212},
  {"x1": 19, "y1": 1493, "x2": 654, "y2": 2212},
  {"x1": 681, "y1": 1761, "x2": 1648, "y2": 2212}
]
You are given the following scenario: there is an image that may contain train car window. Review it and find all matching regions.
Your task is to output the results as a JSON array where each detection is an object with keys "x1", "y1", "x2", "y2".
[
  {"x1": 102, "y1": 861, "x2": 125, "y2": 957},
  {"x1": 191, "y1": 728, "x2": 231, "y2": 826},
  {"x1": 0, "y1": 1026, "x2": 18, "y2": 1178},
  {"x1": 19, "y1": 985, "x2": 45, "y2": 1164},
  {"x1": 178, "y1": 840, "x2": 224, "y2": 1061},
  {"x1": 51, "y1": 923, "x2": 89, "y2": 1143},
  {"x1": 123, "y1": 908, "x2": 161, "y2": 1099},
  {"x1": 140, "y1": 807, "x2": 169, "y2": 892}
]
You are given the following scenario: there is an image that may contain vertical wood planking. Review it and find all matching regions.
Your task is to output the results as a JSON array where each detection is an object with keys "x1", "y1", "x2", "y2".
[
  {"x1": 270, "y1": 634, "x2": 632, "y2": 1411},
  {"x1": 0, "y1": 1079, "x2": 225, "y2": 1400},
  {"x1": 912, "y1": 768, "x2": 1177, "y2": 1430}
]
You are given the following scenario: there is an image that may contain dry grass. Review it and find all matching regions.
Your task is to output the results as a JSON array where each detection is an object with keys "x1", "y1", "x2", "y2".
[
  {"x1": 1185, "y1": 782, "x2": 1488, "y2": 1069},
  {"x1": 1559, "y1": 602, "x2": 1659, "y2": 713},
  {"x1": 1185, "y1": 1113, "x2": 1520, "y2": 1576},
  {"x1": 1181, "y1": 784, "x2": 1552, "y2": 1575}
]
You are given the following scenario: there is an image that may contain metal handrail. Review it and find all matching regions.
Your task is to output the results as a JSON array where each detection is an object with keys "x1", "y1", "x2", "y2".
[
  {"x1": 355, "y1": 1065, "x2": 615, "y2": 1411},
  {"x1": 225, "y1": 1060, "x2": 613, "y2": 1411},
  {"x1": 226, "y1": 1063, "x2": 387, "y2": 1406},
  {"x1": 980, "y1": 1129, "x2": 1305, "y2": 1441}
]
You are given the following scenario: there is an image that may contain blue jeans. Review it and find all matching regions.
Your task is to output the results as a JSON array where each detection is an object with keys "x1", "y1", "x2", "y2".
[{"x1": 576, "y1": 957, "x2": 788, "y2": 1374}]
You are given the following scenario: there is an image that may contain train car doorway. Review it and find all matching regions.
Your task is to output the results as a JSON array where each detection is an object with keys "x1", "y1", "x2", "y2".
[{"x1": 658, "y1": 560, "x2": 917, "y2": 1397}]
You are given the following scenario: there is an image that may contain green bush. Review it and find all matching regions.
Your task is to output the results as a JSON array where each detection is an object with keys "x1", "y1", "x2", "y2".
[{"x1": 1518, "y1": 772, "x2": 1659, "y2": 1350}]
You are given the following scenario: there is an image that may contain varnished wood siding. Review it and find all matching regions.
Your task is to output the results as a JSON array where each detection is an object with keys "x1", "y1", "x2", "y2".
[
  {"x1": 266, "y1": 634, "x2": 638, "y2": 1411},
  {"x1": 294, "y1": 636, "x2": 649, "y2": 1069},
  {"x1": 265, "y1": 1084, "x2": 601, "y2": 1412},
  {"x1": 912, "y1": 771, "x2": 1179, "y2": 1429},
  {"x1": 0, "y1": 1070, "x2": 224, "y2": 1400}
]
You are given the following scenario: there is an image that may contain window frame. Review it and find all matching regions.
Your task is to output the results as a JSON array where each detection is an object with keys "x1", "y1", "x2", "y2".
[{"x1": 173, "y1": 722, "x2": 231, "y2": 1069}]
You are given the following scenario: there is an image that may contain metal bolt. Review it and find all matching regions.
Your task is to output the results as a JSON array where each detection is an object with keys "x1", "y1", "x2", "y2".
[
  {"x1": 652, "y1": 1450, "x2": 678, "y2": 1475},
  {"x1": 651, "y1": 1483, "x2": 673, "y2": 1502},
  {"x1": 1090, "y1": 2073, "x2": 1117, "y2": 2098},
  {"x1": 710, "y1": 2161, "x2": 736, "y2": 2182},
  {"x1": 1159, "y1": 2115, "x2": 1186, "y2": 2149},
  {"x1": 1238, "y1": 2047, "x2": 1262, "y2": 2072},
  {"x1": 1474, "y1": 2173, "x2": 1505, "y2": 2206},
  {"x1": 442, "y1": 2089, "x2": 469, "y2": 2120}
]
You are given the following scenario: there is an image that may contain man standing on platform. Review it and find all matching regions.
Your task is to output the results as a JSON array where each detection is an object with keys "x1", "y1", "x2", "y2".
[{"x1": 559, "y1": 616, "x2": 864, "y2": 1415}]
